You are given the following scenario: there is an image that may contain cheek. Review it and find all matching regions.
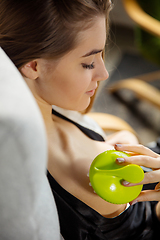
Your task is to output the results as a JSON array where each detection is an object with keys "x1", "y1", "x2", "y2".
[
  {"x1": 56, "y1": 73, "x2": 91, "y2": 110},
  {"x1": 70, "y1": 74, "x2": 92, "y2": 100},
  {"x1": 38, "y1": 64, "x2": 93, "y2": 110},
  {"x1": 60, "y1": 69, "x2": 92, "y2": 96}
]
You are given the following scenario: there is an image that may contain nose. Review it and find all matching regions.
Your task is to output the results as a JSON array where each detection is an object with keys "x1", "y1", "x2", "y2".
[{"x1": 93, "y1": 56, "x2": 109, "y2": 82}]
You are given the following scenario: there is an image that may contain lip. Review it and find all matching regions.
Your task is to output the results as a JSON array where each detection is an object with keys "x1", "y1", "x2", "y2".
[{"x1": 86, "y1": 89, "x2": 96, "y2": 97}]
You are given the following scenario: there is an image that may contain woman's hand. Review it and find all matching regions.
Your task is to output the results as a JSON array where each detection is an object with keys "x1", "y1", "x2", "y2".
[
  {"x1": 115, "y1": 144, "x2": 160, "y2": 202},
  {"x1": 115, "y1": 143, "x2": 160, "y2": 219}
]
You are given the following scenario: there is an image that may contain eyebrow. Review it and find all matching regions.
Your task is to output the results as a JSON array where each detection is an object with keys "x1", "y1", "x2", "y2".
[{"x1": 82, "y1": 49, "x2": 103, "y2": 57}]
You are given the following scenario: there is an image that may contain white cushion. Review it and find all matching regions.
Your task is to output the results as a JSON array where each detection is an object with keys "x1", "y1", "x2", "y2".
[{"x1": 0, "y1": 48, "x2": 61, "y2": 240}]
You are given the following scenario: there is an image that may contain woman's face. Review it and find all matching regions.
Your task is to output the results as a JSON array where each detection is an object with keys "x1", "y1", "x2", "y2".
[{"x1": 35, "y1": 16, "x2": 109, "y2": 111}]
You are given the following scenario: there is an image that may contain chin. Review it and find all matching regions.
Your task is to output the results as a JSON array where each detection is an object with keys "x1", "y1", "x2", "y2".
[
  {"x1": 76, "y1": 104, "x2": 91, "y2": 113},
  {"x1": 56, "y1": 98, "x2": 91, "y2": 112}
]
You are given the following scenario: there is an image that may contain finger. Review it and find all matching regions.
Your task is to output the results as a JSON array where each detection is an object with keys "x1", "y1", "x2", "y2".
[
  {"x1": 115, "y1": 144, "x2": 159, "y2": 158},
  {"x1": 117, "y1": 155, "x2": 160, "y2": 169},
  {"x1": 130, "y1": 189, "x2": 160, "y2": 205},
  {"x1": 122, "y1": 170, "x2": 160, "y2": 186}
]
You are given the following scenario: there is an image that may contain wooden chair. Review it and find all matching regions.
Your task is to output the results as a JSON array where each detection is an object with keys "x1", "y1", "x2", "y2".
[
  {"x1": 87, "y1": 111, "x2": 136, "y2": 135},
  {"x1": 108, "y1": 0, "x2": 160, "y2": 109}
]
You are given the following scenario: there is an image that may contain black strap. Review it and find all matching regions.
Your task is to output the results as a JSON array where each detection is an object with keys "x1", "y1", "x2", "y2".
[{"x1": 52, "y1": 109, "x2": 105, "y2": 142}]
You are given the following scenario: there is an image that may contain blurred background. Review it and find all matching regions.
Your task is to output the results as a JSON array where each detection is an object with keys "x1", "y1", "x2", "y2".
[{"x1": 92, "y1": 0, "x2": 160, "y2": 145}]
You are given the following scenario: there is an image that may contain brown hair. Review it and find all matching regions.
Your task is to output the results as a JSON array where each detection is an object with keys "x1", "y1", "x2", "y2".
[
  {"x1": 0, "y1": 0, "x2": 112, "y2": 69},
  {"x1": 0, "y1": 0, "x2": 112, "y2": 113}
]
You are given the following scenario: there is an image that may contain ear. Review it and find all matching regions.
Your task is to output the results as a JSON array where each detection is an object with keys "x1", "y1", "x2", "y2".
[{"x1": 20, "y1": 60, "x2": 39, "y2": 80}]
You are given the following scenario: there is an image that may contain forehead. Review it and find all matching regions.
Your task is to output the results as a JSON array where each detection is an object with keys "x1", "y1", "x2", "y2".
[
  {"x1": 64, "y1": 16, "x2": 106, "y2": 59},
  {"x1": 78, "y1": 16, "x2": 106, "y2": 56},
  {"x1": 43, "y1": 16, "x2": 107, "y2": 69}
]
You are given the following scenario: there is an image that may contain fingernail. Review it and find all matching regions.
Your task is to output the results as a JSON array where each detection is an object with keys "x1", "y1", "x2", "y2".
[
  {"x1": 87, "y1": 172, "x2": 89, "y2": 177},
  {"x1": 115, "y1": 144, "x2": 122, "y2": 148},
  {"x1": 122, "y1": 180, "x2": 130, "y2": 186},
  {"x1": 89, "y1": 182, "x2": 92, "y2": 186},
  {"x1": 116, "y1": 158, "x2": 125, "y2": 163}
]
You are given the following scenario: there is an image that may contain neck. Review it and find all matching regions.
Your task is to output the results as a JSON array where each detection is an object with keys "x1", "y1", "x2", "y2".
[
  {"x1": 36, "y1": 98, "x2": 54, "y2": 133},
  {"x1": 23, "y1": 76, "x2": 54, "y2": 131}
]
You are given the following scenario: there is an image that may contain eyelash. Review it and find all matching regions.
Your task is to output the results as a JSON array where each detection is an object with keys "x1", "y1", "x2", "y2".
[{"x1": 82, "y1": 62, "x2": 95, "y2": 70}]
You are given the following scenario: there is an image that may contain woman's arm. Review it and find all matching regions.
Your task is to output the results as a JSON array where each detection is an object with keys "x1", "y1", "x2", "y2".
[
  {"x1": 106, "y1": 130, "x2": 139, "y2": 145},
  {"x1": 115, "y1": 143, "x2": 160, "y2": 220}
]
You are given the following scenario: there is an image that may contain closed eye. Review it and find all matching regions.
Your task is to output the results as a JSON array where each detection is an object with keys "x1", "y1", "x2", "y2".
[{"x1": 82, "y1": 62, "x2": 95, "y2": 70}]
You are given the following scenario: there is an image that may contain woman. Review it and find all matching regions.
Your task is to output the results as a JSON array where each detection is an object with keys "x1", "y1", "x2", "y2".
[{"x1": 0, "y1": 0, "x2": 159, "y2": 239}]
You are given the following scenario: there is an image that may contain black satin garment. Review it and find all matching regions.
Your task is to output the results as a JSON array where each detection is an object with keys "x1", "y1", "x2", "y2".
[{"x1": 47, "y1": 110, "x2": 160, "y2": 240}]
